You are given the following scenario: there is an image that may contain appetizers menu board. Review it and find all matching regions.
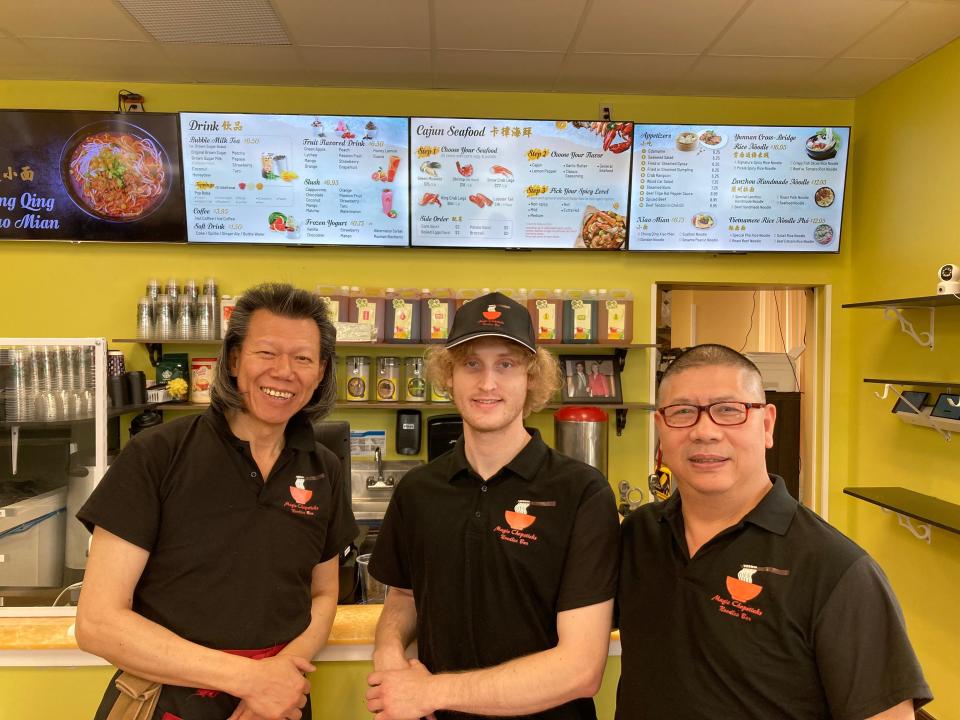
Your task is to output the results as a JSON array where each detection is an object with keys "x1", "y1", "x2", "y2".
[
  {"x1": 180, "y1": 113, "x2": 409, "y2": 246},
  {"x1": 0, "y1": 110, "x2": 185, "y2": 242},
  {"x1": 410, "y1": 118, "x2": 633, "y2": 249},
  {"x1": 628, "y1": 124, "x2": 850, "y2": 253}
]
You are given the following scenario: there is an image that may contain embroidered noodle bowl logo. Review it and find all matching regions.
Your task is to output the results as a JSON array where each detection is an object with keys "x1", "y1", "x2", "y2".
[
  {"x1": 711, "y1": 563, "x2": 789, "y2": 623},
  {"x1": 289, "y1": 475, "x2": 313, "y2": 505},
  {"x1": 504, "y1": 499, "x2": 556, "y2": 530}
]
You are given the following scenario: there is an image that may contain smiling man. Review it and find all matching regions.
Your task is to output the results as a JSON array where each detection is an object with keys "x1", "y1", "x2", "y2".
[
  {"x1": 616, "y1": 344, "x2": 931, "y2": 720},
  {"x1": 76, "y1": 283, "x2": 357, "y2": 720},
  {"x1": 366, "y1": 291, "x2": 619, "y2": 720}
]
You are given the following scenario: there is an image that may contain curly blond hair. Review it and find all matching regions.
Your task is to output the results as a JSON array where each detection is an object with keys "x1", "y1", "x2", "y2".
[{"x1": 424, "y1": 341, "x2": 561, "y2": 417}]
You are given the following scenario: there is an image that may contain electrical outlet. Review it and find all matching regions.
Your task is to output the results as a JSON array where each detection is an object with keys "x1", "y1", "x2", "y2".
[{"x1": 599, "y1": 104, "x2": 613, "y2": 121}]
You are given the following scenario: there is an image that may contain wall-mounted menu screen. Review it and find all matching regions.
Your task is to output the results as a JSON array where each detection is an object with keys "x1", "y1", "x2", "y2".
[
  {"x1": 410, "y1": 117, "x2": 633, "y2": 250},
  {"x1": 0, "y1": 111, "x2": 185, "y2": 242},
  {"x1": 180, "y1": 113, "x2": 409, "y2": 246},
  {"x1": 628, "y1": 125, "x2": 850, "y2": 253}
]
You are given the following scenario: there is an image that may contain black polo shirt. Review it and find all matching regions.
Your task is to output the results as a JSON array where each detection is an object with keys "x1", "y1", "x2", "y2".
[
  {"x1": 78, "y1": 407, "x2": 357, "y2": 650},
  {"x1": 616, "y1": 475, "x2": 932, "y2": 720},
  {"x1": 370, "y1": 429, "x2": 619, "y2": 720}
]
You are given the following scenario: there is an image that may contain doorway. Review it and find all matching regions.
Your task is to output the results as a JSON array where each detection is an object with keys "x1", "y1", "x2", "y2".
[{"x1": 652, "y1": 283, "x2": 829, "y2": 511}]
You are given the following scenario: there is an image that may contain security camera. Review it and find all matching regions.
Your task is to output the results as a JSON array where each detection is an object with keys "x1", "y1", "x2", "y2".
[{"x1": 938, "y1": 264, "x2": 960, "y2": 294}]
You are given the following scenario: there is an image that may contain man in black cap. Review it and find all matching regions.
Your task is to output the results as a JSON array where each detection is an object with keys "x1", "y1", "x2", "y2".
[{"x1": 365, "y1": 292, "x2": 619, "y2": 720}]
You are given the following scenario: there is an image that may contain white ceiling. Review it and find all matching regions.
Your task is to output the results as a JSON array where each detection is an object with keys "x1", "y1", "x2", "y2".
[{"x1": 0, "y1": 0, "x2": 959, "y2": 98}]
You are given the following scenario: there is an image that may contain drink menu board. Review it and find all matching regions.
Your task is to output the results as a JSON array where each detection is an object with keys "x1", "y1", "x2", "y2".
[
  {"x1": 629, "y1": 124, "x2": 850, "y2": 252},
  {"x1": 410, "y1": 118, "x2": 633, "y2": 249},
  {"x1": 0, "y1": 111, "x2": 185, "y2": 242},
  {"x1": 180, "y1": 113, "x2": 409, "y2": 246}
]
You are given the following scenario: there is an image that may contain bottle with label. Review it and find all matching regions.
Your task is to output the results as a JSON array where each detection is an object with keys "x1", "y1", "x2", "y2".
[
  {"x1": 376, "y1": 357, "x2": 400, "y2": 401},
  {"x1": 348, "y1": 287, "x2": 386, "y2": 342},
  {"x1": 455, "y1": 288, "x2": 482, "y2": 310},
  {"x1": 345, "y1": 356, "x2": 371, "y2": 402},
  {"x1": 385, "y1": 288, "x2": 421, "y2": 343},
  {"x1": 404, "y1": 357, "x2": 427, "y2": 402},
  {"x1": 598, "y1": 289, "x2": 634, "y2": 344},
  {"x1": 527, "y1": 288, "x2": 563, "y2": 344},
  {"x1": 220, "y1": 295, "x2": 237, "y2": 339},
  {"x1": 314, "y1": 285, "x2": 348, "y2": 323},
  {"x1": 420, "y1": 288, "x2": 456, "y2": 343},
  {"x1": 562, "y1": 289, "x2": 598, "y2": 343}
]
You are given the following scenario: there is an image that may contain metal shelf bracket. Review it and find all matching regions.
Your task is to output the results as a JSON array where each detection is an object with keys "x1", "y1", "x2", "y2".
[
  {"x1": 614, "y1": 348, "x2": 628, "y2": 371},
  {"x1": 881, "y1": 508, "x2": 932, "y2": 544},
  {"x1": 145, "y1": 343, "x2": 164, "y2": 367},
  {"x1": 615, "y1": 409, "x2": 628, "y2": 437},
  {"x1": 882, "y1": 306, "x2": 934, "y2": 349},
  {"x1": 10, "y1": 425, "x2": 19, "y2": 476}
]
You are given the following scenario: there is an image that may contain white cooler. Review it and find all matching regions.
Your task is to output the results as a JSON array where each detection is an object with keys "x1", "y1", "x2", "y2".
[{"x1": 0, "y1": 486, "x2": 67, "y2": 587}]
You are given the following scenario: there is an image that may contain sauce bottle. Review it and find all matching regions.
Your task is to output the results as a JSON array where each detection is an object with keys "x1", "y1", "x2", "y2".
[
  {"x1": 598, "y1": 289, "x2": 634, "y2": 344},
  {"x1": 421, "y1": 287, "x2": 456, "y2": 343},
  {"x1": 349, "y1": 286, "x2": 386, "y2": 342},
  {"x1": 385, "y1": 288, "x2": 421, "y2": 343},
  {"x1": 315, "y1": 284, "x2": 349, "y2": 323},
  {"x1": 563, "y1": 289, "x2": 598, "y2": 343},
  {"x1": 527, "y1": 288, "x2": 563, "y2": 344}
]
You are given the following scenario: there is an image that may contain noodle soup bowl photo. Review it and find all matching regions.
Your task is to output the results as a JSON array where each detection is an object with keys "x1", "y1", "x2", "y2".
[{"x1": 59, "y1": 120, "x2": 172, "y2": 222}]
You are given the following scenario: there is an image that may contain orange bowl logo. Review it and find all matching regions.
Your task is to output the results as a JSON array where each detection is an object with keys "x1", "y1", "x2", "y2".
[
  {"x1": 482, "y1": 305, "x2": 502, "y2": 321},
  {"x1": 504, "y1": 510, "x2": 536, "y2": 530},
  {"x1": 290, "y1": 487, "x2": 313, "y2": 505},
  {"x1": 726, "y1": 576, "x2": 763, "y2": 602}
]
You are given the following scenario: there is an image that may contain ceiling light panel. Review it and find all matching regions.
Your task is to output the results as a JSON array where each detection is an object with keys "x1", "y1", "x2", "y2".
[{"x1": 117, "y1": 0, "x2": 290, "y2": 44}]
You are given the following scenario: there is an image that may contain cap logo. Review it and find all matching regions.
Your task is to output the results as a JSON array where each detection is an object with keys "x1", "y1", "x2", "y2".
[{"x1": 482, "y1": 304, "x2": 502, "y2": 320}]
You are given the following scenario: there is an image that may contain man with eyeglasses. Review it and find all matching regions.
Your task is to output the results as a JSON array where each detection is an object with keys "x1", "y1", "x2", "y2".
[{"x1": 616, "y1": 344, "x2": 931, "y2": 720}]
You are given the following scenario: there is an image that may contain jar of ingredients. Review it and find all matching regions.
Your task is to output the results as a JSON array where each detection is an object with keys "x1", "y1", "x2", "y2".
[
  {"x1": 404, "y1": 357, "x2": 426, "y2": 402},
  {"x1": 562, "y1": 289, "x2": 598, "y2": 343},
  {"x1": 190, "y1": 358, "x2": 217, "y2": 403},
  {"x1": 349, "y1": 287, "x2": 386, "y2": 342},
  {"x1": 420, "y1": 288, "x2": 456, "y2": 343},
  {"x1": 345, "y1": 356, "x2": 371, "y2": 402},
  {"x1": 315, "y1": 284, "x2": 349, "y2": 323},
  {"x1": 376, "y1": 357, "x2": 400, "y2": 401}
]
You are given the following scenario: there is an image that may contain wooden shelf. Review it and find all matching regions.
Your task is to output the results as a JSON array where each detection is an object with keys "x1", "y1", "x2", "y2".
[
  {"x1": 864, "y1": 378, "x2": 960, "y2": 389},
  {"x1": 842, "y1": 295, "x2": 960, "y2": 309},
  {"x1": 156, "y1": 401, "x2": 656, "y2": 412},
  {"x1": 113, "y1": 339, "x2": 660, "y2": 351},
  {"x1": 843, "y1": 487, "x2": 960, "y2": 536}
]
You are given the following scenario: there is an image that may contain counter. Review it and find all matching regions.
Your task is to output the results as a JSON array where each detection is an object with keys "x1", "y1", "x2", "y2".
[{"x1": 0, "y1": 605, "x2": 621, "y2": 666}]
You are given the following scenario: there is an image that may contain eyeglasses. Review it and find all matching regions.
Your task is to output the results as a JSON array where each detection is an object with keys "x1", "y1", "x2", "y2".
[{"x1": 657, "y1": 402, "x2": 766, "y2": 428}]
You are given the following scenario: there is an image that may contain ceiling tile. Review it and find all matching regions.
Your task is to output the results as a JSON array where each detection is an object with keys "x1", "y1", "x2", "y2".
[
  {"x1": 713, "y1": 0, "x2": 904, "y2": 58},
  {"x1": 435, "y1": 0, "x2": 586, "y2": 51},
  {"x1": 0, "y1": 0, "x2": 149, "y2": 41},
  {"x1": 165, "y1": 43, "x2": 301, "y2": 71},
  {"x1": 434, "y1": 50, "x2": 564, "y2": 91},
  {"x1": 274, "y1": 0, "x2": 431, "y2": 48},
  {"x1": 18, "y1": 38, "x2": 173, "y2": 79},
  {"x1": 297, "y1": 46, "x2": 432, "y2": 87},
  {"x1": 817, "y1": 57, "x2": 914, "y2": 95},
  {"x1": 674, "y1": 55, "x2": 832, "y2": 97},
  {"x1": 556, "y1": 53, "x2": 699, "y2": 94},
  {"x1": 576, "y1": 0, "x2": 747, "y2": 54},
  {"x1": 844, "y1": 1, "x2": 960, "y2": 59}
]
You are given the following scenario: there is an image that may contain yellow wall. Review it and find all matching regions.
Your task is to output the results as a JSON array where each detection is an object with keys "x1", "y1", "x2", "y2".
[
  {"x1": 846, "y1": 39, "x2": 960, "y2": 720},
  {"x1": 0, "y1": 79, "x2": 856, "y2": 718}
]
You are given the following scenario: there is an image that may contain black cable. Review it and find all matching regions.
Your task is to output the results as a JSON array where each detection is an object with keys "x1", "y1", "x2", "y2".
[{"x1": 738, "y1": 290, "x2": 757, "y2": 352}]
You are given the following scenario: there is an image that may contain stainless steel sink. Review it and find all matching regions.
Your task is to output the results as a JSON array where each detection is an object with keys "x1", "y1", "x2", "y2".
[{"x1": 351, "y1": 458, "x2": 421, "y2": 520}]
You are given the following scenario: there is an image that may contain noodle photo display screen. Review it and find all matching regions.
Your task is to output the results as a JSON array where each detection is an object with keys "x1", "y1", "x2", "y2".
[{"x1": 0, "y1": 110, "x2": 186, "y2": 242}]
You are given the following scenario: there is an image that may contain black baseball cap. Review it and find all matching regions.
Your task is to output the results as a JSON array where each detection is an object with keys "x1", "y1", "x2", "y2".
[{"x1": 446, "y1": 292, "x2": 536, "y2": 354}]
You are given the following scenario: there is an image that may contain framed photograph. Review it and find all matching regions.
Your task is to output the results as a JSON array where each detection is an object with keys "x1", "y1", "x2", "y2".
[{"x1": 560, "y1": 355, "x2": 622, "y2": 404}]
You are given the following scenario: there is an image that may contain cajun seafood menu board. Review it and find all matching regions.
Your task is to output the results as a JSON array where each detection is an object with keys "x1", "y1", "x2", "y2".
[
  {"x1": 0, "y1": 111, "x2": 185, "y2": 242},
  {"x1": 410, "y1": 118, "x2": 633, "y2": 249},
  {"x1": 628, "y1": 124, "x2": 849, "y2": 252},
  {"x1": 179, "y1": 113, "x2": 408, "y2": 246}
]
